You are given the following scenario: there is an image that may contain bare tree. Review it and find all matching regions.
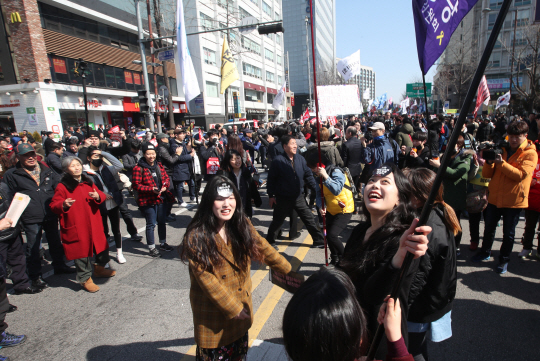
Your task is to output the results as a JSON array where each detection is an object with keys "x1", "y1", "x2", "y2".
[
  {"x1": 435, "y1": 28, "x2": 478, "y2": 110},
  {"x1": 500, "y1": 21, "x2": 540, "y2": 112}
]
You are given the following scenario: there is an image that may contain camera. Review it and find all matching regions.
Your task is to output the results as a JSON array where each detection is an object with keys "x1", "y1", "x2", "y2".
[{"x1": 479, "y1": 141, "x2": 508, "y2": 161}]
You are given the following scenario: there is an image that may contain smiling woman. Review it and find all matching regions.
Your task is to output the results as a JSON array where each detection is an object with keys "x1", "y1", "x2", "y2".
[
  {"x1": 181, "y1": 176, "x2": 292, "y2": 361},
  {"x1": 338, "y1": 163, "x2": 431, "y2": 359}
]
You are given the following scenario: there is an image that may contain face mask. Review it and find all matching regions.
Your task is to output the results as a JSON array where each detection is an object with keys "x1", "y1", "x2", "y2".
[{"x1": 91, "y1": 158, "x2": 103, "y2": 167}]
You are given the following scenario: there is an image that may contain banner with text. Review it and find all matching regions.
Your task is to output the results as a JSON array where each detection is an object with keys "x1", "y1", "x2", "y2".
[{"x1": 316, "y1": 85, "x2": 363, "y2": 118}]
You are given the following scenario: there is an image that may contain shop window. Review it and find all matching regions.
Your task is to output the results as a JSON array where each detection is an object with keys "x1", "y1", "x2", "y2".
[
  {"x1": 115, "y1": 68, "x2": 126, "y2": 89},
  {"x1": 125, "y1": 70, "x2": 135, "y2": 91},
  {"x1": 245, "y1": 89, "x2": 262, "y2": 102},
  {"x1": 169, "y1": 78, "x2": 178, "y2": 96},
  {"x1": 157, "y1": 75, "x2": 165, "y2": 89},
  {"x1": 206, "y1": 81, "x2": 219, "y2": 97},
  {"x1": 204, "y1": 47, "x2": 217, "y2": 66},
  {"x1": 105, "y1": 66, "x2": 116, "y2": 88},
  {"x1": 51, "y1": 56, "x2": 69, "y2": 83},
  {"x1": 93, "y1": 64, "x2": 106, "y2": 87},
  {"x1": 67, "y1": 58, "x2": 80, "y2": 85}
]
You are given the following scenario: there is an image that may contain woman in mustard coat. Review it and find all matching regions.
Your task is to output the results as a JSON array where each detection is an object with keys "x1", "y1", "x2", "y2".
[{"x1": 181, "y1": 176, "x2": 291, "y2": 360}]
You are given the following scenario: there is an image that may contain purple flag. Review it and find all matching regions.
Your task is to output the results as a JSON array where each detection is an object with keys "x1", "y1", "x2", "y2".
[{"x1": 413, "y1": 0, "x2": 479, "y2": 74}]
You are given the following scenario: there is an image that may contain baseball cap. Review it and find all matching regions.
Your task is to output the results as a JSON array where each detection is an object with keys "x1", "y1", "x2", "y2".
[
  {"x1": 141, "y1": 142, "x2": 156, "y2": 153},
  {"x1": 368, "y1": 122, "x2": 385, "y2": 131},
  {"x1": 156, "y1": 133, "x2": 168, "y2": 140},
  {"x1": 15, "y1": 143, "x2": 35, "y2": 155}
]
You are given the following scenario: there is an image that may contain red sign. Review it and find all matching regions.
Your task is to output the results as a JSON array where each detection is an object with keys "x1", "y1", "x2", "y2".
[
  {"x1": 267, "y1": 87, "x2": 277, "y2": 95},
  {"x1": 133, "y1": 73, "x2": 141, "y2": 85},
  {"x1": 253, "y1": 120, "x2": 258, "y2": 128},
  {"x1": 53, "y1": 57, "x2": 67, "y2": 74},
  {"x1": 243, "y1": 81, "x2": 265, "y2": 93},
  {"x1": 79, "y1": 98, "x2": 102, "y2": 108},
  {"x1": 52, "y1": 125, "x2": 60, "y2": 134},
  {"x1": 291, "y1": 97, "x2": 295, "y2": 106},
  {"x1": 125, "y1": 71, "x2": 133, "y2": 84},
  {"x1": 123, "y1": 97, "x2": 140, "y2": 112}
]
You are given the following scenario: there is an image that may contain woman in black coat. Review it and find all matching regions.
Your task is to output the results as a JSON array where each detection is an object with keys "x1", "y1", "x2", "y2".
[
  {"x1": 217, "y1": 149, "x2": 261, "y2": 218},
  {"x1": 404, "y1": 168, "x2": 459, "y2": 361},
  {"x1": 339, "y1": 163, "x2": 430, "y2": 359}
]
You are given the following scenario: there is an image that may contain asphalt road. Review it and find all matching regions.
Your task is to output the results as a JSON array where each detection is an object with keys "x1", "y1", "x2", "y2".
[{"x1": 2, "y1": 173, "x2": 540, "y2": 360}]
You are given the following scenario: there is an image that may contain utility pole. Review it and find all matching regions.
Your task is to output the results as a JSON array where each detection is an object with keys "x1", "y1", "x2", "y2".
[
  {"x1": 305, "y1": 16, "x2": 312, "y2": 111},
  {"x1": 146, "y1": 0, "x2": 162, "y2": 133},
  {"x1": 509, "y1": 9, "x2": 518, "y2": 115},
  {"x1": 136, "y1": 1, "x2": 155, "y2": 131},
  {"x1": 223, "y1": 1, "x2": 231, "y2": 123},
  {"x1": 286, "y1": 50, "x2": 290, "y2": 120},
  {"x1": 153, "y1": 0, "x2": 175, "y2": 128}
]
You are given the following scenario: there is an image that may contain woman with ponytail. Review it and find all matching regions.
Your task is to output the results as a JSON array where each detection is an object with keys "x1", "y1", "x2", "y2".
[{"x1": 404, "y1": 168, "x2": 459, "y2": 361}]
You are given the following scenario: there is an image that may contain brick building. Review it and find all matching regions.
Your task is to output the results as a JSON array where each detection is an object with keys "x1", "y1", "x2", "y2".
[{"x1": 0, "y1": 0, "x2": 185, "y2": 135}]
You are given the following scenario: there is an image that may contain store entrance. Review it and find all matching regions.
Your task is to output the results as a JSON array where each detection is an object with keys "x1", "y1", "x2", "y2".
[{"x1": 0, "y1": 112, "x2": 16, "y2": 132}]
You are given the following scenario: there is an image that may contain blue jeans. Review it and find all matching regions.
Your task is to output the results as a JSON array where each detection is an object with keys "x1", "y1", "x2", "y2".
[
  {"x1": 481, "y1": 203, "x2": 522, "y2": 262},
  {"x1": 140, "y1": 204, "x2": 167, "y2": 246},
  {"x1": 174, "y1": 180, "x2": 195, "y2": 203}
]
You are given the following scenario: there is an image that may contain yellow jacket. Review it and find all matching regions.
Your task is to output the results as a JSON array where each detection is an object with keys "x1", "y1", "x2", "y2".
[
  {"x1": 322, "y1": 167, "x2": 355, "y2": 215},
  {"x1": 482, "y1": 140, "x2": 538, "y2": 208}
]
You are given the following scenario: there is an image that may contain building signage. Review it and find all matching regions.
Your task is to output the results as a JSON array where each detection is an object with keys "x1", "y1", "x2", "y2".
[
  {"x1": 0, "y1": 99, "x2": 20, "y2": 108},
  {"x1": 267, "y1": 87, "x2": 277, "y2": 95},
  {"x1": 158, "y1": 50, "x2": 175, "y2": 62},
  {"x1": 79, "y1": 98, "x2": 103, "y2": 108},
  {"x1": 47, "y1": 107, "x2": 55, "y2": 111},
  {"x1": 243, "y1": 81, "x2": 265, "y2": 92},
  {"x1": 486, "y1": 77, "x2": 523, "y2": 90},
  {"x1": 53, "y1": 57, "x2": 67, "y2": 74},
  {"x1": 26, "y1": 107, "x2": 36, "y2": 114},
  {"x1": 246, "y1": 108, "x2": 266, "y2": 114}
]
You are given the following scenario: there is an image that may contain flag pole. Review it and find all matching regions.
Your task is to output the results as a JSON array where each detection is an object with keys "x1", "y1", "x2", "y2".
[
  {"x1": 308, "y1": 0, "x2": 328, "y2": 266},
  {"x1": 422, "y1": 74, "x2": 433, "y2": 158},
  {"x1": 365, "y1": 0, "x2": 513, "y2": 358}
]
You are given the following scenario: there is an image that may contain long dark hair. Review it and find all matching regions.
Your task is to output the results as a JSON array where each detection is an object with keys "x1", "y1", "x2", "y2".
[
  {"x1": 283, "y1": 268, "x2": 367, "y2": 361},
  {"x1": 404, "y1": 167, "x2": 461, "y2": 236},
  {"x1": 227, "y1": 134, "x2": 245, "y2": 157},
  {"x1": 180, "y1": 176, "x2": 261, "y2": 274},
  {"x1": 340, "y1": 163, "x2": 416, "y2": 274},
  {"x1": 221, "y1": 149, "x2": 244, "y2": 173}
]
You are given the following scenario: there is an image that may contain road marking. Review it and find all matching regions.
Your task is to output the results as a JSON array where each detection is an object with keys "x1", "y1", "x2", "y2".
[
  {"x1": 248, "y1": 234, "x2": 312, "y2": 345},
  {"x1": 41, "y1": 204, "x2": 198, "y2": 280},
  {"x1": 180, "y1": 236, "x2": 308, "y2": 360}
]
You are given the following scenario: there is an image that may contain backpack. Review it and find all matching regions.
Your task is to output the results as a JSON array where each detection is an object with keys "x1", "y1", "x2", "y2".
[{"x1": 326, "y1": 165, "x2": 358, "y2": 198}]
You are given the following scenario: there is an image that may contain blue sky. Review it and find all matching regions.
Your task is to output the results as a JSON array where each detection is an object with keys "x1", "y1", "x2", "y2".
[{"x1": 336, "y1": 0, "x2": 436, "y2": 103}]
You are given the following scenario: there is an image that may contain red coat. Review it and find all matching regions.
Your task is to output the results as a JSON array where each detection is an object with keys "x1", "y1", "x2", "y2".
[{"x1": 50, "y1": 173, "x2": 108, "y2": 261}]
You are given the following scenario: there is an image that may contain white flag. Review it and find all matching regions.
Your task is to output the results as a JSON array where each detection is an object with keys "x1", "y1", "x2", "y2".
[
  {"x1": 177, "y1": 0, "x2": 200, "y2": 111},
  {"x1": 400, "y1": 97, "x2": 410, "y2": 115},
  {"x1": 363, "y1": 87, "x2": 371, "y2": 100},
  {"x1": 337, "y1": 50, "x2": 361, "y2": 82},
  {"x1": 272, "y1": 82, "x2": 287, "y2": 110},
  {"x1": 496, "y1": 91, "x2": 511, "y2": 109}
]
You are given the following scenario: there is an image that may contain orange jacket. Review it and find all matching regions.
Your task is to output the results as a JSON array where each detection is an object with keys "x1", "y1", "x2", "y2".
[{"x1": 482, "y1": 140, "x2": 538, "y2": 208}]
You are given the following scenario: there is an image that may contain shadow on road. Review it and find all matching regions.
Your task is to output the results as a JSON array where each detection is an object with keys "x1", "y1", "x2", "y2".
[{"x1": 86, "y1": 338, "x2": 195, "y2": 361}]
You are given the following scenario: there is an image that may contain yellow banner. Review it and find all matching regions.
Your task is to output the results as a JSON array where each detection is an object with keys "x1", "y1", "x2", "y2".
[{"x1": 220, "y1": 38, "x2": 239, "y2": 94}]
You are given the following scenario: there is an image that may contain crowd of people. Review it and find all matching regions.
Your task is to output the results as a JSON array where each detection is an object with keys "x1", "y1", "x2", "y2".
[{"x1": 0, "y1": 109, "x2": 537, "y2": 360}]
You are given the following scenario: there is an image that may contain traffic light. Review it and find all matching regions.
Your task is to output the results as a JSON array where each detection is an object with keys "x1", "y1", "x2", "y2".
[
  {"x1": 258, "y1": 23, "x2": 284, "y2": 35},
  {"x1": 138, "y1": 90, "x2": 150, "y2": 113}
]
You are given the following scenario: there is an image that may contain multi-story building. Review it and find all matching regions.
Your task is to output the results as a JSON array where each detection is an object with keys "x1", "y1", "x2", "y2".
[
  {"x1": 282, "y1": 0, "x2": 336, "y2": 117},
  {"x1": 184, "y1": 0, "x2": 286, "y2": 123},
  {"x1": 434, "y1": 0, "x2": 536, "y2": 113},
  {"x1": 0, "y1": 0, "x2": 286, "y2": 135},
  {"x1": 346, "y1": 65, "x2": 376, "y2": 102},
  {"x1": 0, "y1": 0, "x2": 187, "y2": 134}
]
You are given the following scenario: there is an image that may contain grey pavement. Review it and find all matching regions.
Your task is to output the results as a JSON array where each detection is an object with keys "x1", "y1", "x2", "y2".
[{"x1": 2, "y1": 177, "x2": 540, "y2": 360}]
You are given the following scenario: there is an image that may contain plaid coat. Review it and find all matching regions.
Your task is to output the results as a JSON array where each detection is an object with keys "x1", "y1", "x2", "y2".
[
  {"x1": 188, "y1": 219, "x2": 292, "y2": 349},
  {"x1": 132, "y1": 161, "x2": 174, "y2": 207}
]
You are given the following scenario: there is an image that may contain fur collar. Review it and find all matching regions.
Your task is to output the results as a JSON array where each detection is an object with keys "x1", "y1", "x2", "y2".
[{"x1": 61, "y1": 173, "x2": 94, "y2": 192}]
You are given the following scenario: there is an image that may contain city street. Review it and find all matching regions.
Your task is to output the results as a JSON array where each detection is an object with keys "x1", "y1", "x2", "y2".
[{"x1": 1, "y1": 172, "x2": 539, "y2": 361}]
